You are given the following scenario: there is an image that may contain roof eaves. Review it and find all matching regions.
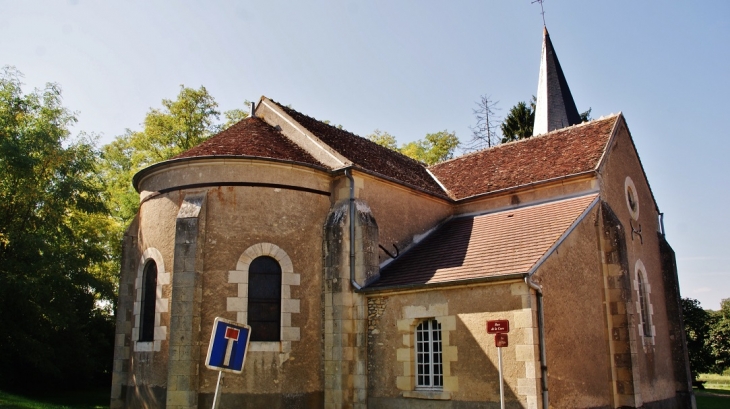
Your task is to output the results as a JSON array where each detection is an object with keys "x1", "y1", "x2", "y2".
[
  {"x1": 359, "y1": 272, "x2": 527, "y2": 294},
  {"x1": 132, "y1": 154, "x2": 330, "y2": 192},
  {"x1": 455, "y1": 170, "x2": 597, "y2": 203}
]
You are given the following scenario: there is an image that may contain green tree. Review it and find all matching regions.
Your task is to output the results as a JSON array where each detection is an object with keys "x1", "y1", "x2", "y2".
[
  {"x1": 501, "y1": 99, "x2": 535, "y2": 143},
  {"x1": 400, "y1": 130, "x2": 459, "y2": 165},
  {"x1": 367, "y1": 129, "x2": 398, "y2": 151},
  {"x1": 708, "y1": 298, "x2": 730, "y2": 373},
  {"x1": 0, "y1": 67, "x2": 114, "y2": 389},
  {"x1": 682, "y1": 298, "x2": 714, "y2": 379}
]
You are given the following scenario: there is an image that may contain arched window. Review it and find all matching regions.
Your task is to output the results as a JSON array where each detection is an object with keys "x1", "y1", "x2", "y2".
[
  {"x1": 415, "y1": 319, "x2": 443, "y2": 390},
  {"x1": 248, "y1": 256, "x2": 282, "y2": 342},
  {"x1": 637, "y1": 273, "x2": 652, "y2": 337},
  {"x1": 139, "y1": 260, "x2": 158, "y2": 342}
]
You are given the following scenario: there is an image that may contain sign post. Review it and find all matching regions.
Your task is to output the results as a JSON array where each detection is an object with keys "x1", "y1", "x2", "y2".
[
  {"x1": 487, "y1": 320, "x2": 510, "y2": 409},
  {"x1": 205, "y1": 317, "x2": 252, "y2": 409}
]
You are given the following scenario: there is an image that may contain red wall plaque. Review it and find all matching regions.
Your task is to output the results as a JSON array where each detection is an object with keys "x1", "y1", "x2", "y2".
[
  {"x1": 495, "y1": 333, "x2": 509, "y2": 347},
  {"x1": 486, "y1": 319, "x2": 510, "y2": 334}
]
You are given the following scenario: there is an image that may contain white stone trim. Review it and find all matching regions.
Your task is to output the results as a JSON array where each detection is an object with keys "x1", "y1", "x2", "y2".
[
  {"x1": 227, "y1": 243, "x2": 300, "y2": 363},
  {"x1": 396, "y1": 304, "x2": 458, "y2": 395},
  {"x1": 624, "y1": 176, "x2": 640, "y2": 221},
  {"x1": 633, "y1": 259, "x2": 655, "y2": 345},
  {"x1": 133, "y1": 247, "x2": 169, "y2": 352}
]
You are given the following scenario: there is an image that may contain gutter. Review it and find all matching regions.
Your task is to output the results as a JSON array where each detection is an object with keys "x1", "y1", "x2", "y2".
[
  {"x1": 525, "y1": 276, "x2": 549, "y2": 409},
  {"x1": 344, "y1": 168, "x2": 362, "y2": 290}
]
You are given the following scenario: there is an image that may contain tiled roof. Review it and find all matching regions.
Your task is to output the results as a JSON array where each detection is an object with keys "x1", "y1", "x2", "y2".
[
  {"x1": 367, "y1": 193, "x2": 598, "y2": 289},
  {"x1": 273, "y1": 102, "x2": 447, "y2": 197},
  {"x1": 429, "y1": 116, "x2": 618, "y2": 200},
  {"x1": 173, "y1": 117, "x2": 323, "y2": 167}
]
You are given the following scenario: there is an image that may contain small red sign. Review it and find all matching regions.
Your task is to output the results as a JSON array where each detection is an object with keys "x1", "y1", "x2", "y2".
[
  {"x1": 225, "y1": 327, "x2": 240, "y2": 340},
  {"x1": 495, "y1": 333, "x2": 508, "y2": 347},
  {"x1": 486, "y1": 319, "x2": 510, "y2": 334}
]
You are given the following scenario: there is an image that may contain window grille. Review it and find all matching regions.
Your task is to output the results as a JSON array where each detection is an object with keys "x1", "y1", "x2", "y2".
[{"x1": 415, "y1": 319, "x2": 443, "y2": 390}]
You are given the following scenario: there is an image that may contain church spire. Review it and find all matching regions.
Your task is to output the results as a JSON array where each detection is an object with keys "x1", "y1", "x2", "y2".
[{"x1": 532, "y1": 27, "x2": 581, "y2": 136}]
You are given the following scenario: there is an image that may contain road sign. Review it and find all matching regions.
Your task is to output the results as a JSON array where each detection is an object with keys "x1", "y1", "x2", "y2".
[
  {"x1": 487, "y1": 319, "x2": 510, "y2": 334},
  {"x1": 205, "y1": 317, "x2": 251, "y2": 374},
  {"x1": 495, "y1": 333, "x2": 509, "y2": 347}
]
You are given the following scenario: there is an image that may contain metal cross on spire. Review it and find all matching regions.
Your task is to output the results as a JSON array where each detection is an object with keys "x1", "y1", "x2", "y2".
[{"x1": 532, "y1": 0, "x2": 546, "y2": 27}]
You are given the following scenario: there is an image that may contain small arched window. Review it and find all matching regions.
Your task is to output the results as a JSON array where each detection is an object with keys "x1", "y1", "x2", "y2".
[
  {"x1": 139, "y1": 260, "x2": 158, "y2": 342},
  {"x1": 248, "y1": 256, "x2": 282, "y2": 342},
  {"x1": 637, "y1": 273, "x2": 652, "y2": 337}
]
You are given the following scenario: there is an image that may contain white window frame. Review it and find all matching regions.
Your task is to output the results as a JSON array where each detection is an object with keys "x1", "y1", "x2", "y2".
[{"x1": 415, "y1": 319, "x2": 443, "y2": 391}]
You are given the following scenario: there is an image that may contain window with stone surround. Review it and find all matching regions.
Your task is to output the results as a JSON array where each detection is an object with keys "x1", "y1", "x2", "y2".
[
  {"x1": 133, "y1": 247, "x2": 169, "y2": 352},
  {"x1": 139, "y1": 260, "x2": 157, "y2": 342},
  {"x1": 634, "y1": 259, "x2": 655, "y2": 343},
  {"x1": 415, "y1": 319, "x2": 443, "y2": 390},
  {"x1": 247, "y1": 256, "x2": 282, "y2": 342},
  {"x1": 228, "y1": 243, "x2": 300, "y2": 359}
]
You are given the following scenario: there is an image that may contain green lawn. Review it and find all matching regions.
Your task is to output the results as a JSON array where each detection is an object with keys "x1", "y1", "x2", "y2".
[
  {"x1": 0, "y1": 389, "x2": 108, "y2": 409},
  {"x1": 695, "y1": 373, "x2": 730, "y2": 409}
]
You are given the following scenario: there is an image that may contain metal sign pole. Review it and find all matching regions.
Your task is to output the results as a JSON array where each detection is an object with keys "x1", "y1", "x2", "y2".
[
  {"x1": 211, "y1": 370, "x2": 224, "y2": 409},
  {"x1": 498, "y1": 346, "x2": 505, "y2": 409}
]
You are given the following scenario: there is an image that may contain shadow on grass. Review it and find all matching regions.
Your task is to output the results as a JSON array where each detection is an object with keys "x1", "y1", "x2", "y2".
[{"x1": 694, "y1": 387, "x2": 730, "y2": 409}]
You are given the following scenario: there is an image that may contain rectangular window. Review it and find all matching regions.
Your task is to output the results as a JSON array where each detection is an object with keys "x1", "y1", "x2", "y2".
[{"x1": 416, "y1": 319, "x2": 443, "y2": 390}]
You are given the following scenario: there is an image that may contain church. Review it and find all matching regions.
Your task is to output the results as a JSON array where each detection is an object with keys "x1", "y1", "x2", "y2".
[{"x1": 111, "y1": 28, "x2": 694, "y2": 409}]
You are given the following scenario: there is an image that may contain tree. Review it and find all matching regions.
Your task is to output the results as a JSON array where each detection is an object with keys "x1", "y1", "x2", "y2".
[
  {"x1": 465, "y1": 95, "x2": 501, "y2": 150},
  {"x1": 0, "y1": 67, "x2": 115, "y2": 389},
  {"x1": 682, "y1": 298, "x2": 714, "y2": 379},
  {"x1": 708, "y1": 298, "x2": 730, "y2": 373},
  {"x1": 501, "y1": 98, "x2": 535, "y2": 143},
  {"x1": 400, "y1": 130, "x2": 459, "y2": 165},
  {"x1": 580, "y1": 108, "x2": 592, "y2": 123},
  {"x1": 367, "y1": 129, "x2": 398, "y2": 150}
]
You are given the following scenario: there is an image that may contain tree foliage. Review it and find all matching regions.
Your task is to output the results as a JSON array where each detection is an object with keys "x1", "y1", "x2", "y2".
[
  {"x1": 501, "y1": 98, "x2": 535, "y2": 143},
  {"x1": 0, "y1": 67, "x2": 114, "y2": 389},
  {"x1": 682, "y1": 297, "x2": 730, "y2": 377},
  {"x1": 369, "y1": 129, "x2": 460, "y2": 165},
  {"x1": 682, "y1": 298, "x2": 714, "y2": 379}
]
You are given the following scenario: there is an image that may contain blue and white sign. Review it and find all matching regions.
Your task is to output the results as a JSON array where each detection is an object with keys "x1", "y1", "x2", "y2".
[{"x1": 205, "y1": 317, "x2": 251, "y2": 374}]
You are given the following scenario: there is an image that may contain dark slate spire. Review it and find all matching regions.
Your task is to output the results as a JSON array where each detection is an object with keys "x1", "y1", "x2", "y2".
[{"x1": 533, "y1": 27, "x2": 581, "y2": 135}]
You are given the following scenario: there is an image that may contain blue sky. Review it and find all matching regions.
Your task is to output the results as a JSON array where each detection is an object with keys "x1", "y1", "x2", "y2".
[{"x1": 3, "y1": 1, "x2": 729, "y2": 309}]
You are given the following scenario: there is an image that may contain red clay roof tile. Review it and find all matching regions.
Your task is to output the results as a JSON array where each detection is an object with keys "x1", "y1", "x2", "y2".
[
  {"x1": 273, "y1": 101, "x2": 447, "y2": 197},
  {"x1": 368, "y1": 193, "x2": 599, "y2": 289},
  {"x1": 429, "y1": 116, "x2": 618, "y2": 200},
  {"x1": 173, "y1": 117, "x2": 323, "y2": 167}
]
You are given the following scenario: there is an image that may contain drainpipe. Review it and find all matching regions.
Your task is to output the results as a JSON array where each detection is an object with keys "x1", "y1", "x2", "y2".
[
  {"x1": 345, "y1": 169, "x2": 362, "y2": 290},
  {"x1": 525, "y1": 275, "x2": 548, "y2": 409}
]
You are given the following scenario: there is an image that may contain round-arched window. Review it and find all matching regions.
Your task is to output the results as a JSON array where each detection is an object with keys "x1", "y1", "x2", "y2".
[
  {"x1": 139, "y1": 260, "x2": 157, "y2": 342},
  {"x1": 247, "y1": 256, "x2": 282, "y2": 342}
]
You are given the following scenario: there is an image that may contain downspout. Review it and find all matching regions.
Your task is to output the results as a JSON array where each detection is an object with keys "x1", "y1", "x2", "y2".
[
  {"x1": 525, "y1": 275, "x2": 548, "y2": 409},
  {"x1": 345, "y1": 169, "x2": 362, "y2": 290}
]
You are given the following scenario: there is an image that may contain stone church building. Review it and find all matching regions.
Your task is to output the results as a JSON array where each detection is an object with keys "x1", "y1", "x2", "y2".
[{"x1": 111, "y1": 29, "x2": 694, "y2": 409}]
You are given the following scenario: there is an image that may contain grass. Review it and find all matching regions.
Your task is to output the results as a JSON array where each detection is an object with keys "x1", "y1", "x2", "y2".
[
  {"x1": 699, "y1": 373, "x2": 730, "y2": 391},
  {"x1": 0, "y1": 389, "x2": 108, "y2": 409},
  {"x1": 695, "y1": 373, "x2": 730, "y2": 409}
]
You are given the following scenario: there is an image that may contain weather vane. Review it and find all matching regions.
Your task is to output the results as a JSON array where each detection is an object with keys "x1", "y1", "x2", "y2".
[{"x1": 532, "y1": 0, "x2": 546, "y2": 27}]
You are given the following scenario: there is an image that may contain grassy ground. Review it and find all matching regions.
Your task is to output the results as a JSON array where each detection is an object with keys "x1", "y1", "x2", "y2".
[
  {"x1": 695, "y1": 373, "x2": 730, "y2": 409},
  {"x1": 0, "y1": 389, "x2": 108, "y2": 409}
]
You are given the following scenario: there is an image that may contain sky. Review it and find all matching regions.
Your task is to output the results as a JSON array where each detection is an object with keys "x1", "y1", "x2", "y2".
[{"x1": 3, "y1": 1, "x2": 729, "y2": 309}]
